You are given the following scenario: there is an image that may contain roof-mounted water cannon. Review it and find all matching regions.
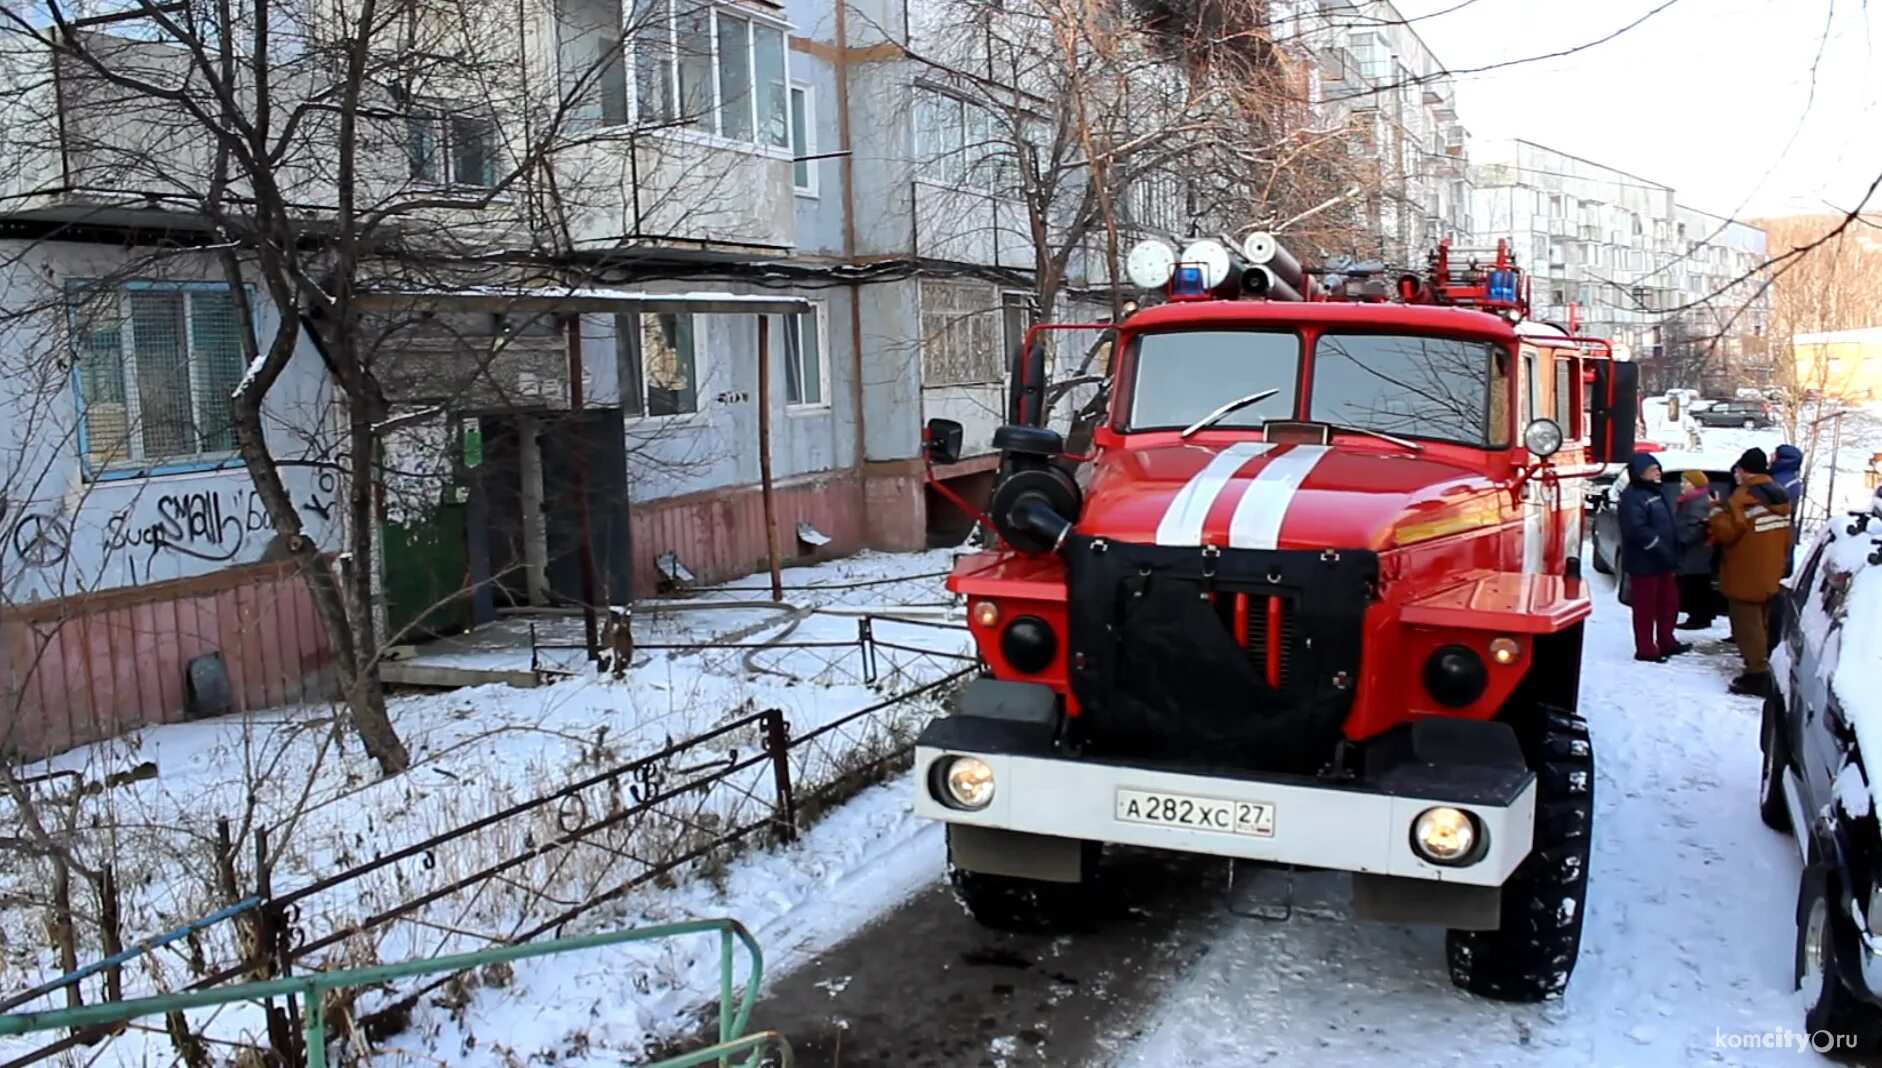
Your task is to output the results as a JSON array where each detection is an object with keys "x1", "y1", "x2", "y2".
[{"x1": 1316, "y1": 256, "x2": 1393, "y2": 302}]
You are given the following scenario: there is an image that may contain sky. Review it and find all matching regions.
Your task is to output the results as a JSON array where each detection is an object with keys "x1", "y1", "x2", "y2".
[{"x1": 1393, "y1": 0, "x2": 1882, "y2": 221}]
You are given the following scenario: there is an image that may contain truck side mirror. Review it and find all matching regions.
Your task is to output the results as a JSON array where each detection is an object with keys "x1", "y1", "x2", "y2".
[
  {"x1": 925, "y1": 418, "x2": 964, "y2": 466},
  {"x1": 1589, "y1": 360, "x2": 1639, "y2": 465},
  {"x1": 1008, "y1": 338, "x2": 1049, "y2": 428}
]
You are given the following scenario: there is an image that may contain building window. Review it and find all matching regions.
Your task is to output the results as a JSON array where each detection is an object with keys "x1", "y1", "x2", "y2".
[
  {"x1": 634, "y1": 0, "x2": 787, "y2": 147},
  {"x1": 70, "y1": 284, "x2": 249, "y2": 475},
  {"x1": 790, "y1": 83, "x2": 816, "y2": 194},
  {"x1": 919, "y1": 279, "x2": 1002, "y2": 387},
  {"x1": 913, "y1": 87, "x2": 1014, "y2": 195},
  {"x1": 619, "y1": 311, "x2": 699, "y2": 417},
  {"x1": 783, "y1": 304, "x2": 826, "y2": 407},
  {"x1": 407, "y1": 107, "x2": 498, "y2": 188}
]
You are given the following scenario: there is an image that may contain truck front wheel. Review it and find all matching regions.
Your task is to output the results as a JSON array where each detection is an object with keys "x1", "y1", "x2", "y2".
[
  {"x1": 947, "y1": 830, "x2": 1098, "y2": 933},
  {"x1": 1445, "y1": 704, "x2": 1593, "y2": 1002}
]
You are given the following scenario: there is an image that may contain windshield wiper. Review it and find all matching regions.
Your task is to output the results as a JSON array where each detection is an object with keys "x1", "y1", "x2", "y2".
[
  {"x1": 1181, "y1": 388, "x2": 1280, "y2": 438},
  {"x1": 1318, "y1": 422, "x2": 1423, "y2": 452}
]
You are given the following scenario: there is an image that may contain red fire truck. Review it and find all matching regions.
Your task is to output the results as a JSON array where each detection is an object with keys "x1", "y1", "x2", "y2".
[{"x1": 915, "y1": 234, "x2": 1639, "y2": 1002}]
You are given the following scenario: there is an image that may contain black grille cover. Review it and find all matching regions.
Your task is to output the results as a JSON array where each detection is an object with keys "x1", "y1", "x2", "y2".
[{"x1": 1063, "y1": 534, "x2": 1379, "y2": 774}]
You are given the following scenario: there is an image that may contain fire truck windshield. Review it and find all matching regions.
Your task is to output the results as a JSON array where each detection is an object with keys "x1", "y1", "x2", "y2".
[
  {"x1": 1310, "y1": 333, "x2": 1508, "y2": 448},
  {"x1": 1126, "y1": 329, "x2": 1299, "y2": 431}
]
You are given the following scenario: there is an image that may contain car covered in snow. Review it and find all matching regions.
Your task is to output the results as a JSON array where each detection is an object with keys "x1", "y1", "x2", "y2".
[{"x1": 1760, "y1": 490, "x2": 1882, "y2": 1052}]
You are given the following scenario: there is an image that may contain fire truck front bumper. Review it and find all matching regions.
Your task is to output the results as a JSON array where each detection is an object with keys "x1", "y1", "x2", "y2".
[{"x1": 914, "y1": 710, "x2": 1537, "y2": 891}]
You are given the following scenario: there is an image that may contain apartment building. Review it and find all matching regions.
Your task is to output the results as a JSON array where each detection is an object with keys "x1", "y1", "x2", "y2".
[
  {"x1": 0, "y1": 0, "x2": 1376, "y2": 756},
  {"x1": 1276, "y1": 0, "x2": 1475, "y2": 263},
  {"x1": 0, "y1": 0, "x2": 907, "y2": 757},
  {"x1": 1469, "y1": 140, "x2": 1769, "y2": 384}
]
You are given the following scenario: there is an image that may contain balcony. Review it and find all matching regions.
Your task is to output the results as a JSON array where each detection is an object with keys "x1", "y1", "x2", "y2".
[
  {"x1": 0, "y1": 37, "x2": 289, "y2": 227},
  {"x1": 1318, "y1": 45, "x2": 1357, "y2": 82},
  {"x1": 553, "y1": 135, "x2": 795, "y2": 257},
  {"x1": 0, "y1": 29, "x2": 795, "y2": 258}
]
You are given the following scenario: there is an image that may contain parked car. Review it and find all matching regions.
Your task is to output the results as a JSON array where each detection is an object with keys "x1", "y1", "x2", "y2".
[
  {"x1": 1759, "y1": 497, "x2": 1882, "y2": 1053},
  {"x1": 1588, "y1": 451, "x2": 1736, "y2": 617},
  {"x1": 1694, "y1": 399, "x2": 1777, "y2": 429}
]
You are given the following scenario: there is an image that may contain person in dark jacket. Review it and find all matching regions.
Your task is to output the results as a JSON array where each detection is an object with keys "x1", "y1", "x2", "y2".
[
  {"x1": 1673, "y1": 469, "x2": 1718, "y2": 629},
  {"x1": 1618, "y1": 452, "x2": 1690, "y2": 662}
]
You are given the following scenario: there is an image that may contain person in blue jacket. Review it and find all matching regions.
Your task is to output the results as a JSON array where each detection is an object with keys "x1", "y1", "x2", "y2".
[
  {"x1": 1770, "y1": 443, "x2": 1805, "y2": 574},
  {"x1": 1619, "y1": 452, "x2": 1691, "y2": 662}
]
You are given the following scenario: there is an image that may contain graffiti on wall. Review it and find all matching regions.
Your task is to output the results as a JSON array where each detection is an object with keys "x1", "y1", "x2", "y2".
[
  {"x1": 11, "y1": 513, "x2": 72, "y2": 569},
  {"x1": 98, "y1": 473, "x2": 338, "y2": 575}
]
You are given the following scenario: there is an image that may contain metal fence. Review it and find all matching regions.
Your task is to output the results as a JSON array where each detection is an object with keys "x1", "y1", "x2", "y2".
[
  {"x1": 1, "y1": 919, "x2": 792, "y2": 1068},
  {"x1": 1, "y1": 655, "x2": 974, "y2": 1067}
]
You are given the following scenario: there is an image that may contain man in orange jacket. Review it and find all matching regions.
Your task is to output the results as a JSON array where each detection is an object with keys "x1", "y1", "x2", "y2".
[{"x1": 1706, "y1": 447, "x2": 1794, "y2": 696}]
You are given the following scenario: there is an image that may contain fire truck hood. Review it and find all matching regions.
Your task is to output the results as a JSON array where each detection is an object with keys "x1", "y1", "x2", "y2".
[{"x1": 1079, "y1": 440, "x2": 1496, "y2": 552}]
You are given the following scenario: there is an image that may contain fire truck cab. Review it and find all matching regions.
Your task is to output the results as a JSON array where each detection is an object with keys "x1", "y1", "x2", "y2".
[{"x1": 915, "y1": 234, "x2": 1639, "y2": 1003}]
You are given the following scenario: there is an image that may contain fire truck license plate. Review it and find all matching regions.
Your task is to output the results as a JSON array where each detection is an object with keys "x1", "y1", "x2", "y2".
[{"x1": 1114, "y1": 788, "x2": 1275, "y2": 837}]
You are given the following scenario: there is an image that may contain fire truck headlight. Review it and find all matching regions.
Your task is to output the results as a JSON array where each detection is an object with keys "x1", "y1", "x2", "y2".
[
  {"x1": 1411, "y1": 806, "x2": 1482, "y2": 865},
  {"x1": 936, "y1": 756, "x2": 996, "y2": 810},
  {"x1": 1180, "y1": 239, "x2": 1232, "y2": 289},
  {"x1": 1524, "y1": 417, "x2": 1565, "y2": 459},
  {"x1": 1423, "y1": 644, "x2": 1488, "y2": 707},
  {"x1": 1125, "y1": 239, "x2": 1177, "y2": 289},
  {"x1": 1000, "y1": 616, "x2": 1057, "y2": 674}
]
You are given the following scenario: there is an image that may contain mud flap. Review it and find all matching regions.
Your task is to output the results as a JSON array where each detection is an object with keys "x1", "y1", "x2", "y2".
[{"x1": 1227, "y1": 861, "x2": 1351, "y2": 922}]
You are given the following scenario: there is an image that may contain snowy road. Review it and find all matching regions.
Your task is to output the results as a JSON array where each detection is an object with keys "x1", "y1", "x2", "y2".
[{"x1": 736, "y1": 589, "x2": 1822, "y2": 1066}]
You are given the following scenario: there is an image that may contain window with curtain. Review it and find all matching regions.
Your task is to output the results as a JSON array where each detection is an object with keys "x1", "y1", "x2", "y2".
[
  {"x1": 617, "y1": 312, "x2": 699, "y2": 417},
  {"x1": 70, "y1": 284, "x2": 249, "y2": 474}
]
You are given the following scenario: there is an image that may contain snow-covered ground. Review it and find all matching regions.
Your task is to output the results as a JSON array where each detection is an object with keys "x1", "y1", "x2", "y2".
[
  {"x1": 1117, "y1": 586, "x2": 1807, "y2": 1067},
  {"x1": 0, "y1": 549, "x2": 971, "y2": 1065},
  {"x1": 10, "y1": 415, "x2": 1878, "y2": 1066}
]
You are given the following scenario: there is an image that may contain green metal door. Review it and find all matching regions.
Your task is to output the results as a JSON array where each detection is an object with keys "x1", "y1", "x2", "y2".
[{"x1": 381, "y1": 419, "x2": 474, "y2": 642}]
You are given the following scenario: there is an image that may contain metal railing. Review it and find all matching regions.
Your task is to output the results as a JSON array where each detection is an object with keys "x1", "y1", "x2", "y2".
[{"x1": 0, "y1": 919, "x2": 790, "y2": 1068}]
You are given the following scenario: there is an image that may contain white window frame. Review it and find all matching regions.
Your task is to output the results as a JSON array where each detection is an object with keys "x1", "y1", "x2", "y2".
[
  {"x1": 911, "y1": 85, "x2": 1021, "y2": 202},
  {"x1": 790, "y1": 82, "x2": 817, "y2": 197},
  {"x1": 627, "y1": 0, "x2": 792, "y2": 159},
  {"x1": 783, "y1": 302, "x2": 830, "y2": 412}
]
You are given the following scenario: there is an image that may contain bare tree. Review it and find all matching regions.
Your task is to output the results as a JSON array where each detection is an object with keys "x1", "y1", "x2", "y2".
[{"x1": 0, "y1": 0, "x2": 768, "y2": 776}]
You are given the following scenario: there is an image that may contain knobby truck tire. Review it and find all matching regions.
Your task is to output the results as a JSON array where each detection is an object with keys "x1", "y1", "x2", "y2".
[{"x1": 1446, "y1": 704, "x2": 1593, "y2": 1002}]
